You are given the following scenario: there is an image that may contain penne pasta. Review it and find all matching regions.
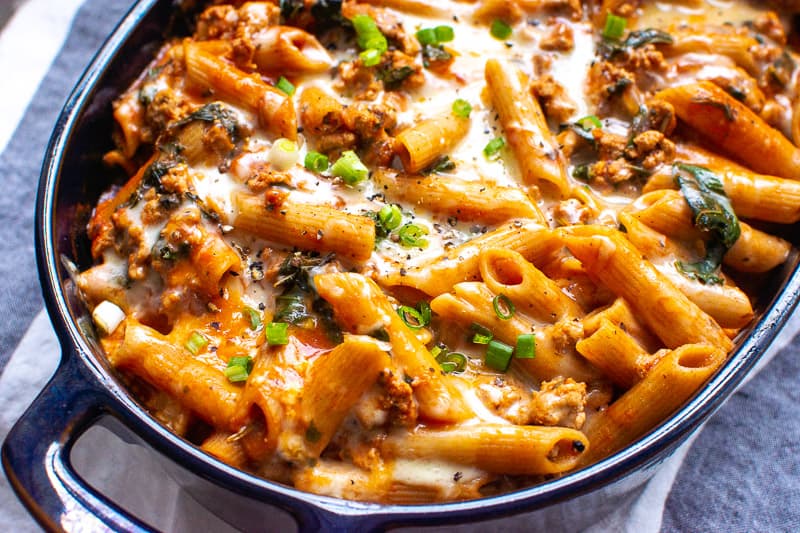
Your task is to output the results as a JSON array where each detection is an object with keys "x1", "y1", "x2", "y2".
[
  {"x1": 485, "y1": 59, "x2": 570, "y2": 198},
  {"x1": 654, "y1": 82, "x2": 800, "y2": 179},
  {"x1": 234, "y1": 193, "x2": 375, "y2": 262},
  {"x1": 372, "y1": 169, "x2": 544, "y2": 224}
]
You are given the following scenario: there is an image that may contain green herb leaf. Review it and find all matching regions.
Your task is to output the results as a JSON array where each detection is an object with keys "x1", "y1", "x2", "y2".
[{"x1": 674, "y1": 163, "x2": 741, "y2": 285}]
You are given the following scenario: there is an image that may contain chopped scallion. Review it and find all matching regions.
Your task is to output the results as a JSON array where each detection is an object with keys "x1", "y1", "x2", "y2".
[
  {"x1": 331, "y1": 150, "x2": 369, "y2": 185},
  {"x1": 515, "y1": 333, "x2": 536, "y2": 359},
  {"x1": 352, "y1": 14, "x2": 388, "y2": 53},
  {"x1": 485, "y1": 340, "x2": 513, "y2": 372},
  {"x1": 398, "y1": 223, "x2": 429, "y2": 248},
  {"x1": 225, "y1": 356, "x2": 253, "y2": 383},
  {"x1": 490, "y1": 19, "x2": 512, "y2": 40},
  {"x1": 492, "y1": 294, "x2": 515, "y2": 320},
  {"x1": 603, "y1": 14, "x2": 627, "y2": 40},
  {"x1": 397, "y1": 305, "x2": 425, "y2": 329},
  {"x1": 378, "y1": 204, "x2": 403, "y2": 230},
  {"x1": 470, "y1": 323, "x2": 493, "y2": 345},
  {"x1": 266, "y1": 322, "x2": 289, "y2": 345},
  {"x1": 452, "y1": 98, "x2": 472, "y2": 118},
  {"x1": 434, "y1": 25, "x2": 455, "y2": 42},
  {"x1": 275, "y1": 76, "x2": 295, "y2": 96},
  {"x1": 268, "y1": 138, "x2": 299, "y2": 171},
  {"x1": 576, "y1": 115, "x2": 602, "y2": 130},
  {"x1": 483, "y1": 137, "x2": 505, "y2": 160},
  {"x1": 397, "y1": 301, "x2": 431, "y2": 330},
  {"x1": 360, "y1": 48, "x2": 382, "y2": 67},
  {"x1": 244, "y1": 306, "x2": 262, "y2": 330},
  {"x1": 416, "y1": 27, "x2": 437, "y2": 46},
  {"x1": 304, "y1": 151, "x2": 329, "y2": 173},
  {"x1": 185, "y1": 331, "x2": 208, "y2": 355},
  {"x1": 438, "y1": 351, "x2": 467, "y2": 373}
]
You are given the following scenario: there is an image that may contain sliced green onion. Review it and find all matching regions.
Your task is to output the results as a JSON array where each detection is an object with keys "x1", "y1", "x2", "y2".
[
  {"x1": 224, "y1": 365, "x2": 249, "y2": 383},
  {"x1": 352, "y1": 14, "x2": 388, "y2": 53},
  {"x1": 492, "y1": 294, "x2": 515, "y2": 320},
  {"x1": 416, "y1": 27, "x2": 437, "y2": 46},
  {"x1": 91, "y1": 300, "x2": 126, "y2": 336},
  {"x1": 244, "y1": 306, "x2": 262, "y2": 330},
  {"x1": 225, "y1": 356, "x2": 253, "y2": 383},
  {"x1": 515, "y1": 333, "x2": 536, "y2": 359},
  {"x1": 603, "y1": 14, "x2": 627, "y2": 40},
  {"x1": 485, "y1": 340, "x2": 514, "y2": 372},
  {"x1": 430, "y1": 345, "x2": 444, "y2": 358},
  {"x1": 275, "y1": 76, "x2": 295, "y2": 96},
  {"x1": 397, "y1": 304, "x2": 429, "y2": 329},
  {"x1": 185, "y1": 331, "x2": 209, "y2": 355},
  {"x1": 452, "y1": 98, "x2": 472, "y2": 118},
  {"x1": 378, "y1": 204, "x2": 403, "y2": 230},
  {"x1": 483, "y1": 137, "x2": 506, "y2": 160},
  {"x1": 304, "y1": 151, "x2": 329, "y2": 173},
  {"x1": 360, "y1": 48, "x2": 382, "y2": 67},
  {"x1": 331, "y1": 150, "x2": 369, "y2": 185},
  {"x1": 438, "y1": 351, "x2": 467, "y2": 373},
  {"x1": 268, "y1": 138, "x2": 299, "y2": 171},
  {"x1": 266, "y1": 322, "x2": 289, "y2": 345},
  {"x1": 418, "y1": 301, "x2": 432, "y2": 327},
  {"x1": 490, "y1": 19, "x2": 512, "y2": 40},
  {"x1": 576, "y1": 115, "x2": 602, "y2": 130},
  {"x1": 434, "y1": 25, "x2": 455, "y2": 42},
  {"x1": 470, "y1": 323, "x2": 493, "y2": 345},
  {"x1": 398, "y1": 223, "x2": 429, "y2": 248}
]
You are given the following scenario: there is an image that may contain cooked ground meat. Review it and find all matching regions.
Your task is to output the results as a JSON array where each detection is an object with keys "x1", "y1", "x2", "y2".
[
  {"x1": 528, "y1": 377, "x2": 587, "y2": 429},
  {"x1": 531, "y1": 74, "x2": 577, "y2": 123}
]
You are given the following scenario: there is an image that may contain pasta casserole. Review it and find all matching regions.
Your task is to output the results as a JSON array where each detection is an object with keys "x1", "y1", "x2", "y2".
[{"x1": 75, "y1": 0, "x2": 800, "y2": 502}]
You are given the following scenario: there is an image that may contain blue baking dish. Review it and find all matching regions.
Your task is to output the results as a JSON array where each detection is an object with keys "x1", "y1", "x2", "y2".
[{"x1": 4, "y1": 0, "x2": 800, "y2": 530}]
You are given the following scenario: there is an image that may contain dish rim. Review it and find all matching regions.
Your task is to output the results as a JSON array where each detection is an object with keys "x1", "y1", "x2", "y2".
[{"x1": 31, "y1": 0, "x2": 800, "y2": 527}]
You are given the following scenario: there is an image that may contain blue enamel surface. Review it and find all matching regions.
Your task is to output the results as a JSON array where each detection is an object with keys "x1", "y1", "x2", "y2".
[{"x1": 4, "y1": 0, "x2": 800, "y2": 530}]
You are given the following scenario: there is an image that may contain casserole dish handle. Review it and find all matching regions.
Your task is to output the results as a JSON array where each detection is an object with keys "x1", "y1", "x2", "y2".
[{"x1": 2, "y1": 347, "x2": 152, "y2": 532}]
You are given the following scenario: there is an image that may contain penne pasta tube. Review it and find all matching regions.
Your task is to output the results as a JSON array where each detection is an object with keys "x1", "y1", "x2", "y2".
[
  {"x1": 478, "y1": 248, "x2": 583, "y2": 322},
  {"x1": 183, "y1": 42, "x2": 296, "y2": 139},
  {"x1": 395, "y1": 113, "x2": 470, "y2": 174},
  {"x1": 372, "y1": 169, "x2": 544, "y2": 224},
  {"x1": 430, "y1": 282, "x2": 603, "y2": 384},
  {"x1": 381, "y1": 424, "x2": 589, "y2": 475},
  {"x1": 663, "y1": 31, "x2": 760, "y2": 75},
  {"x1": 485, "y1": 59, "x2": 569, "y2": 198},
  {"x1": 629, "y1": 189, "x2": 791, "y2": 273},
  {"x1": 559, "y1": 225, "x2": 733, "y2": 352},
  {"x1": 582, "y1": 298, "x2": 662, "y2": 352},
  {"x1": 582, "y1": 298, "x2": 661, "y2": 354},
  {"x1": 619, "y1": 213, "x2": 753, "y2": 329},
  {"x1": 378, "y1": 220, "x2": 554, "y2": 296},
  {"x1": 234, "y1": 193, "x2": 375, "y2": 262},
  {"x1": 580, "y1": 343, "x2": 726, "y2": 465},
  {"x1": 576, "y1": 318, "x2": 654, "y2": 389},
  {"x1": 201, "y1": 431, "x2": 248, "y2": 469},
  {"x1": 301, "y1": 336, "x2": 391, "y2": 457},
  {"x1": 663, "y1": 144, "x2": 800, "y2": 224},
  {"x1": 252, "y1": 26, "x2": 332, "y2": 75},
  {"x1": 110, "y1": 320, "x2": 242, "y2": 428},
  {"x1": 314, "y1": 273, "x2": 471, "y2": 423},
  {"x1": 654, "y1": 82, "x2": 800, "y2": 179}
]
